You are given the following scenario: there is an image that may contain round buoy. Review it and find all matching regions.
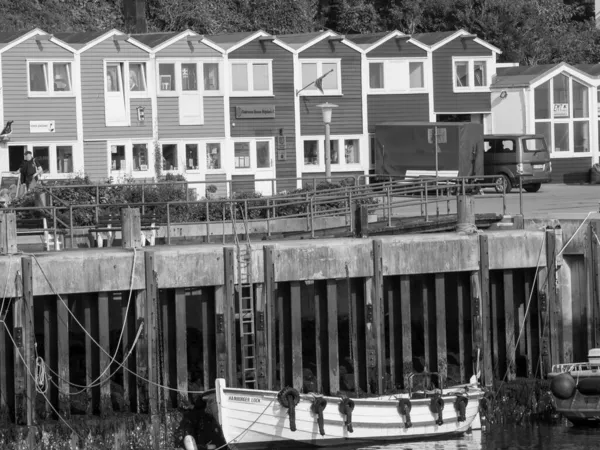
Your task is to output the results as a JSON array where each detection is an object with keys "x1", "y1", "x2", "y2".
[
  {"x1": 550, "y1": 373, "x2": 576, "y2": 400},
  {"x1": 183, "y1": 435, "x2": 198, "y2": 450},
  {"x1": 576, "y1": 378, "x2": 600, "y2": 396}
]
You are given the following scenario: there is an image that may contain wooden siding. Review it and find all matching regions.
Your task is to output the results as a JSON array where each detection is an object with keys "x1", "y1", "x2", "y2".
[
  {"x1": 432, "y1": 39, "x2": 492, "y2": 114},
  {"x1": 155, "y1": 39, "x2": 221, "y2": 59},
  {"x1": 205, "y1": 173, "x2": 228, "y2": 197},
  {"x1": 367, "y1": 94, "x2": 429, "y2": 133},
  {"x1": 231, "y1": 174, "x2": 254, "y2": 194},
  {"x1": 299, "y1": 40, "x2": 363, "y2": 136},
  {"x1": 229, "y1": 40, "x2": 296, "y2": 191},
  {"x1": 368, "y1": 40, "x2": 427, "y2": 58},
  {"x1": 550, "y1": 157, "x2": 592, "y2": 184},
  {"x1": 158, "y1": 96, "x2": 225, "y2": 139},
  {"x1": 129, "y1": 97, "x2": 152, "y2": 132},
  {"x1": 2, "y1": 38, "x2": 77, "y2": 142},
  {"x1": 83, "y1": 140, "x2": 108, "y2": 181},
  {"x1": 80, "y1": 39, "x2": 152, "y2": 139}
]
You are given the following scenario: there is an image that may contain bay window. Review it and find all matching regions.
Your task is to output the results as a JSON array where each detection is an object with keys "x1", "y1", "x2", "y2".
[
  {"x1": 299, "y1": 59, "x2": 341, "y2": 95},
  {"x1": 453, "y1": 58, "x2": 491, "y2": 91},
  {"x1": 230, "y1": 60, "x2": 273, "y2": 96},
  {"x1": 28, "y1": 61, "x2": 73, "y2": 96},
  {"x1": 533, "y1": 73, "x2": 591, "y2": 155},
  {"x1": 367, "y1": 59, "x2": 426, "y2": 93}
]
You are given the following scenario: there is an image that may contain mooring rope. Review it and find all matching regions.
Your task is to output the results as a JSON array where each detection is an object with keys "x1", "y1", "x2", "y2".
[{"x1": 213, "y1": 398, "x2": 275, "y2": 450}]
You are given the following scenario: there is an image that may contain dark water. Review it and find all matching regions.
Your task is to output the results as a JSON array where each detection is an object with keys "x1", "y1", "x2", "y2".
[{"x1": 330, "y1": 424, "x2": 600, "y2": 450}]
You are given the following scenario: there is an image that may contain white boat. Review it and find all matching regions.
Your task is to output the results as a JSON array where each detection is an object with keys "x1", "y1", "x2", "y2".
[{"x1": 211, "y1": 376, "x2": 485, "y2": 449}]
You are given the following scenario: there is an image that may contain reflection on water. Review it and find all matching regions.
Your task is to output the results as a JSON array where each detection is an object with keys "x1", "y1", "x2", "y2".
[{"x1": 341, "y1": 423, "x2": 600, "y2": 450}]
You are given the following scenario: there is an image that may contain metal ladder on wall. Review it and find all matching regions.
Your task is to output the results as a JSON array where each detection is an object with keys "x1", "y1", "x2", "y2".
[{"x1": 232, "y1": 204, "x2": 257, "y2": 389}]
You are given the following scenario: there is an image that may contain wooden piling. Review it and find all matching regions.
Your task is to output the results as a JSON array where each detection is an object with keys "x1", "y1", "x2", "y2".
[
  {"x1": 201, "y1": 290, "x2": 212, "y2": 391},
  {"x1": 503, "y1": 270, "x2": 516, "y2": 381},
  {"x1": 263, "y1": 246, "x2": 276, "y2": 390},
  {"x1": 355, "y1": 204, "x2": 369, "y2": 237},
  {"x1": 537, "y1": 266, "x2": 550, "y2": 377},
  {"x1": 121, "y1": 208, "x2": 142, "y2": 249},
  {"x1": 546, "y1": 229, "x2": 561, "y2": 367},
  {"x1": 98, "y1": 292, "x2": 112, "y2": 416},
  {"x1": 57, "y1": 296, "x2": 70, "y2": 418},
  {"x1": 585, "y1": 224, "x2": 596, "y2": 350},
  {"x1": 470, "y1": 272, "x2": 483, "y2": 379},
  {"x1": 0, "y1": 212, "x2": 17, "y2": 255},
  {"x1": 421, "y1": 277, "x2": 431, "y2": 373},
  {"x1": 174, "y1": 289, "x2": 188, "y2": 407},
  {"x1": 400, "y1": 275, "x2": 412, "y2": 388},
  {"x1": 592, "y1": 221, "x2": 600, "y2": 347},
  {"x1": 277, "y1": 285, "x2": 286, "y2": 389},
  {"x1": 314, "y1": 282, "x2": 323, "y2": 393},
  {"x1": 0, "y1": 301, "x2": 9, "y2": 423},
  {"x1": 349, "y1": 280, "x2": 360, "y2": 394},
  {"x1": 387, "y1": 278, "x2": 398, "y2": 389},
  {"x1": 214, "y1": 285, "x2": 228, "y2": 383},
  {"x1": 290, "y1": 281, "x2": 303, "y2": 392},
  {"x1": 456, "y1": 275, "x2": 466, "y2": 383},
  {"x1": 479, "y1": 234, "x2": 493, "y2": 386},
  {"x1": 42, "y1": 299, "x2": 55, "y2": 419},
  {"x1": 490, "y1": 273, "x2": 500, "y2": 379},
  {"x1": 435, "y1": 273, "x2": 447, "y2": 381},
  {"x1": 84, "y1": 296, "x2": 98, "y2": 414},
  {"x1": 160, "y1": 290, "x2": 172, "y2": 409},
  {"x1": 256, "y1": 284, "x2": 268, "y2": 390},
  {"x1": 372, "y1": 240, "x2": 385, "y2": 394},
  {"x1": 223, "y1": 247, "x2": 237, "y2": 387},
  {"x1": 524, "y1": 276, "x2": 534, "y2": 378},
  {"x1": 327, "y1": 279, "x2": 339, "y2": 395},
  {"x1": 144, "y1": 252, "x2": 159, "y2": 416},
  {"x1": 135, "y1": 290, "x2": 148, "y2": 413}
]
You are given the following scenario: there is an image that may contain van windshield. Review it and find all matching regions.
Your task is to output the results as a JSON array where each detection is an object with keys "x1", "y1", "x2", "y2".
[{"x1": 523, "y1": 138, "x2": 546, "y2": 152}]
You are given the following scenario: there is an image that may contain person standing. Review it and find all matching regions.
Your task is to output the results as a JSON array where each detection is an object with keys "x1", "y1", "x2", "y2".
[{"x1": 15, "y1": 151, "x2": 42, "y2": 192}]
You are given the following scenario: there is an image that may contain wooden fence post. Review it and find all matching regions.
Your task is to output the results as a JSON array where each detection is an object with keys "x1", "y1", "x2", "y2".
[
  {"x1": 121, "y1": 208, "x2": 142, "y2": 249},
  {"x1": 0, "y1": 212, "x2": 17, "y2": 255}
]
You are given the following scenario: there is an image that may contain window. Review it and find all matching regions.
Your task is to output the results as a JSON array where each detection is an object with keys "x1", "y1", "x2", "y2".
[
  {"x1": 8, "y1": 145, "x2": 26, "y2": 172},
  {"x1": 204, "y1": 63, "x2": 219, "y2": 90},
  {"x1": 256, "y1": 142, "x2": 271, "y2": 168},
  {"x1": 133, "y1": 144, "x2": 148, "y2": 171},
  {"x1": 106, "y1": 63, "x2": 123, "y2": 92},
  {"x1": 553, "y1": 74, "x2": 569, "y2": 118},
  {"x1": 573, "y1": 121, "x2": 589, "y2": 153},
  {"x1": 162, "y1": 144, "x2": 178, "y2": 170},
  {"x1": 186, "y1": 144, "x2": 199, "y2": 170},
  {"x1": 56, "y1": 146, "x2": 73, "y2": 173},
  {"x1": 554, "y1": 123, "x2": 569, "y2": 152},
  {"x1": 326, "y1": 140, "x2": 340, "y2": 164},
  {"x1": 535, "y1": 122, "x2": 552, "y2": 151},
  {"x1": 453, "y1": 59, "x2": 490, "y2": 91},
  {"x1": 159, "y1": 63, "x2": 175, "y2": 91},
  {"x1": 523, "y1": 138, "x2": 546, "y2": 152},
  {"x1": 111, "y1": 145, "x2": 126, "y2": 171},
  {"x1": 572, "y1": 81, "x2": 588, "y2": 118},
  {"x1": 29, "y1": 62, "x2": 73, "y2": 95},
  {"x1": 234, "y1": 142, "x2": 251, "y2": 168},
  {"x1": 534, "y1": 81, "x2": 550, "y2": 119},
  {"x1": 182, "y1": 63, "x2": 198, "y2": 91},
  {"x1": 32, "y1": 146, "x2": 49, "y2": 173},
  {"x1": 129, "y1": 63, "x2": 146, "y2": 92},
  {"x1": 369, "y1": 135, "x2": 375, "y2": 167},
  {"x1": 206, "y1": 143, "x2": 221, "y2": 170},
  {"x1": 299, "y1": 60, "x2": 341, "y2": 95},
  {"x1": 344, "y1": 139, "x2": 359, "y2": 164},
  {"x1": 367, "y1": 60, "x2": 426, "y2": 93},
  {"x1": 231, "y1": 61, "x2": 273, "y2": 95},
  {"x1": 304, "y1": 141, "x2": 319, "y2": 165}
]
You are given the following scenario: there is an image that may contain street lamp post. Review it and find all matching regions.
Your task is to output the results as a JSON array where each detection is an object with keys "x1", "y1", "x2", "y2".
[{"x1": 317, "y1": 102, "x2": 338, "y2": 183}]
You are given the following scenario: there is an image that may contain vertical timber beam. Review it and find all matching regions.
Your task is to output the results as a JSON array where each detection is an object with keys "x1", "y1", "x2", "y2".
[
  {"x1": 327, "y1": 279, "x2": 339, "y2": 395},
  {"x1": 201, "y1": 290, "x2": 211, "y2": 390},
  {"x1": 592, "y1": 221, "x2": 600, "y2": 347},
  {"x1": 372, "y1": 240, "x2": 385, "y2": 394},
  {"x1": 470, "y1": 272, "x2": 483, "y2": 380},
  {"x1": 457, "y1": 275, "x2": 466, "y2": 383},
  {"x1": 175, "y1": 288, "x2": 189, "y2": 407},
  {"x1": 387, "y1": 277, "x2": 396, "y2": 389},
  {"x1": 263, "y1": 246, "x2": 276, "y2": 390},
  {"x1": 121, "y1": 208, "x2": 142, "y2": 249},
  {"x1": 160, "y1": 291, "x2": 172, "y2": 409},
  {"x1": 364, "y1": 277, "x2": 377, "y2": 393},
  {"x1": 435, "y1": 274, "x2": 447, "y2": 382},
  {"x1": 277, "y1": 285, "x2": 286, "y2": 389},
  {"x1": 223, "y1": 247, "x2": 237, "y2": 387},
  {"x1": 98, "y1": 292, "x2": 112, "y2": 417},
  {"x1": 121, "y1": 294, "x2": 132, "y2": 412},
  {"x1": 314, "y1": 283, "x2": 323, "y2": 393},
  {"x1": 57, "y1": 296, "x2": 70, "y2": 418},
  {"x1": 400, "y1": 275, "x2": 412, "y2": 388},
  {"x1": 538, "y1": 266, "x2": 550, "y2": 377},
  {"x1": 350, "y1": 280, "x2": 360, "y2": 395},
  {"x1": 135, "y1": 290, "x2": 148, "y2": 413},
  {"x1": 479, "y1": 234, "x2": 493, "y2": 386},
  {"x1": 0, "y1": 212, "x2": 17, "y2": 255},
  {"x1": 14, "y1": 258, "x2": 33, "y2": 426},
  {"x1": 503, "y1": 270, "x2": 516, "y2": 381},
  {"x1": 256, "y1": 284, "x2": 267, "y2": 390},
  {"x1": 214, "y1": 285, "x2": 228, "y2": 383},
  {"x1": 43, "y1": 299, "x2": 55, "y2": 419},
  {"x1": 490, "y1": 273, "x2": 500, "y2": 379},
  {"x1": 585, "y1": 223, "x2": 595, "y2": 350},
  {"x1": 421, "y1": 277, "x2": 431, "y2": 372},
  {"x1": 290, "y1": 281, "x2": 303, "y2": 392},
  {"x1": 524, "y1": 276, "x2": 534, "y2": 378},
  {"x1": 144, "y1": 252, "x2": 159, "y2": 416},
  {"x1": 546, "y1": 229, "x2": 561, "y2": 367}
]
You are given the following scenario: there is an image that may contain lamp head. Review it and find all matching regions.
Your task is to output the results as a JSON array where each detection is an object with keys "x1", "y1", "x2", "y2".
[{"x1": 316, "y1": 102, "x2": 338, "y2": 124}]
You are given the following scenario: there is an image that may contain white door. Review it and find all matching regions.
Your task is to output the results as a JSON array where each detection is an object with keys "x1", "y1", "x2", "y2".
[
  {"x1": 254, "y1": 140, "x2": 275, "y2": 196},
  {"x1": 105, "y1": 63, "x2": 128, "y2": 125}
]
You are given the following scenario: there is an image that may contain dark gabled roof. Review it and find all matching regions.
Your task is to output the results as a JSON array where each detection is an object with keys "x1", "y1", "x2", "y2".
[
  {"x1": 345, "y1": 32, "x2": 392, "y2": 49},
  {"x1": 206, "y1": 31, "x2": 258, "y2": 50},
  {"x1": 54, "y1": 31, "x2": 109, "y2": 48},
  {"x1": 411, "y1": 31, "x2": 457, "y2": 47},
  {"x1": 492, "y1": 64, "x2": 561, "y2": 88},
  {"x1": 277, "y1": 32, "x2": 326, "y2": 49},
  {"x1": 0, "y1": 30, "x2": 33, "y2": 45},
  {"x1": 131, "y1": 32, "x2": 180, "y2": 48},
  {"x1": 576, "y1": 63, "x2": 600, "y2": 77}
]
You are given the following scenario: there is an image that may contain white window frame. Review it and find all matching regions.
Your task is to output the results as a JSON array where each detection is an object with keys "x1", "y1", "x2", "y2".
[
  {"x1": 27, "y1": 60, "x2": 75, "y2": 97},
  {"x1": 107, "y1": 141, "x2": 153, "y2": 178},
  {"x1": 156, "y1": 58, "x2": 223, "y2": 97},
  {"x1": 298, "y1": 59, "x2": 342, "y2": 96},
  {"x1": 300, "y1": 135, "x2": 364, "y2": 172},
  {"x1": 160, "y1": 142, "x2": 182, "y2": 174},
  {"x1": 231, "y1": 138, "x2": 275, "y2": 174},
  {"x1": 179, "y1": 140, "x2": 226, "y2": 174},
  {"x1": 367, "y1": 58, "x2": 428, "y2": 94},
  {"x1": 229, "y1": 59, "x2": 274, "y2": 97},
  {"x1": 452, "y1": 57, "x2": 493, "y2": 93},
  {"x1": 9, "y1": 142, "x2": 80, "y2": 179},
  {"x1": 532, "y1": 74, "x2": 593, "y2": 158},
  {"x1": 127, "y1": 61, "x2": 149, "y2": 98}
]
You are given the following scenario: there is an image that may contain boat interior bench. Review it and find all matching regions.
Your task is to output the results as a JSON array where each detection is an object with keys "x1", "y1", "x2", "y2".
[
  {"x1": 17, "y1": 217, "x2": 66, "y2": 251},
  {"x1": 90, "y1": 212, "x2": 158, "y2": 247}
]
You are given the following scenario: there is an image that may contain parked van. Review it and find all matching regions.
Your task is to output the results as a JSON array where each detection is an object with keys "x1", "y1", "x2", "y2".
[{"x1": 483, "y1": 134, "x2": 552, "y2": 193}]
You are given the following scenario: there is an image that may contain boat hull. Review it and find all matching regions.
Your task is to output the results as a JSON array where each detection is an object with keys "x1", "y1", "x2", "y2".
[
  {"x1": 213, "y1": 379, "x2": 483, "y2": 449},
  {"x1": 554, "y1": 391, "x2": 600, "y2": 425}
]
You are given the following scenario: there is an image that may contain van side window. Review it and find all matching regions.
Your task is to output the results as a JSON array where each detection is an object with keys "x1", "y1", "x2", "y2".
[
  {"x1": 484, "y1": 141, "x2": 493, "y2": 152},
  {"x1": 500, "y1": 139, "x2": 516, "y2": 153},
  {"x1": 484, "y1": 139, "x2": 503, "y2": 153}
]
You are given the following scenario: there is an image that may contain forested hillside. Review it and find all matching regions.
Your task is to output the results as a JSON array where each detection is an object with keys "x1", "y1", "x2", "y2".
[{"x1": 2, "y1": 0, "x2": 600, "y2": 65}]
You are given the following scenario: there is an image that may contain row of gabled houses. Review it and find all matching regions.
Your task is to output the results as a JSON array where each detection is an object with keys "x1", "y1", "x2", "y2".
[{"x1": 0, "y1": 27, "x2": 598, "y2": 194}]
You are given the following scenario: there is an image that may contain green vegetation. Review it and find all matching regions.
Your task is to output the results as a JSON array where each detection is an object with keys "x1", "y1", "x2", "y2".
[{"x1": 2, "y1": 0, "x2": 599, "y2": 65}]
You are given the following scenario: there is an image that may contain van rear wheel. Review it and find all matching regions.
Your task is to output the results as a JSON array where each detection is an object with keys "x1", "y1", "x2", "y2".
[
  {"x1": 494, "y1": 174, "x2": 512, "y2": 194},
  {"x1": 524, "y1": 183, "x2": 541, "y2": 193}
]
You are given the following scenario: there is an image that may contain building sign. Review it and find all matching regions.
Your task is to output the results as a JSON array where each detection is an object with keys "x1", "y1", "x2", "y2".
[
  {"x1": 30, "y1": 121, "x2": 55, "y2": 133},
  {"x1": 235, "y1": 105, "x2": 276, "y2": 119},
  {"x1": 553, "y1": 103, "x2": 568, "y2": 118}
]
